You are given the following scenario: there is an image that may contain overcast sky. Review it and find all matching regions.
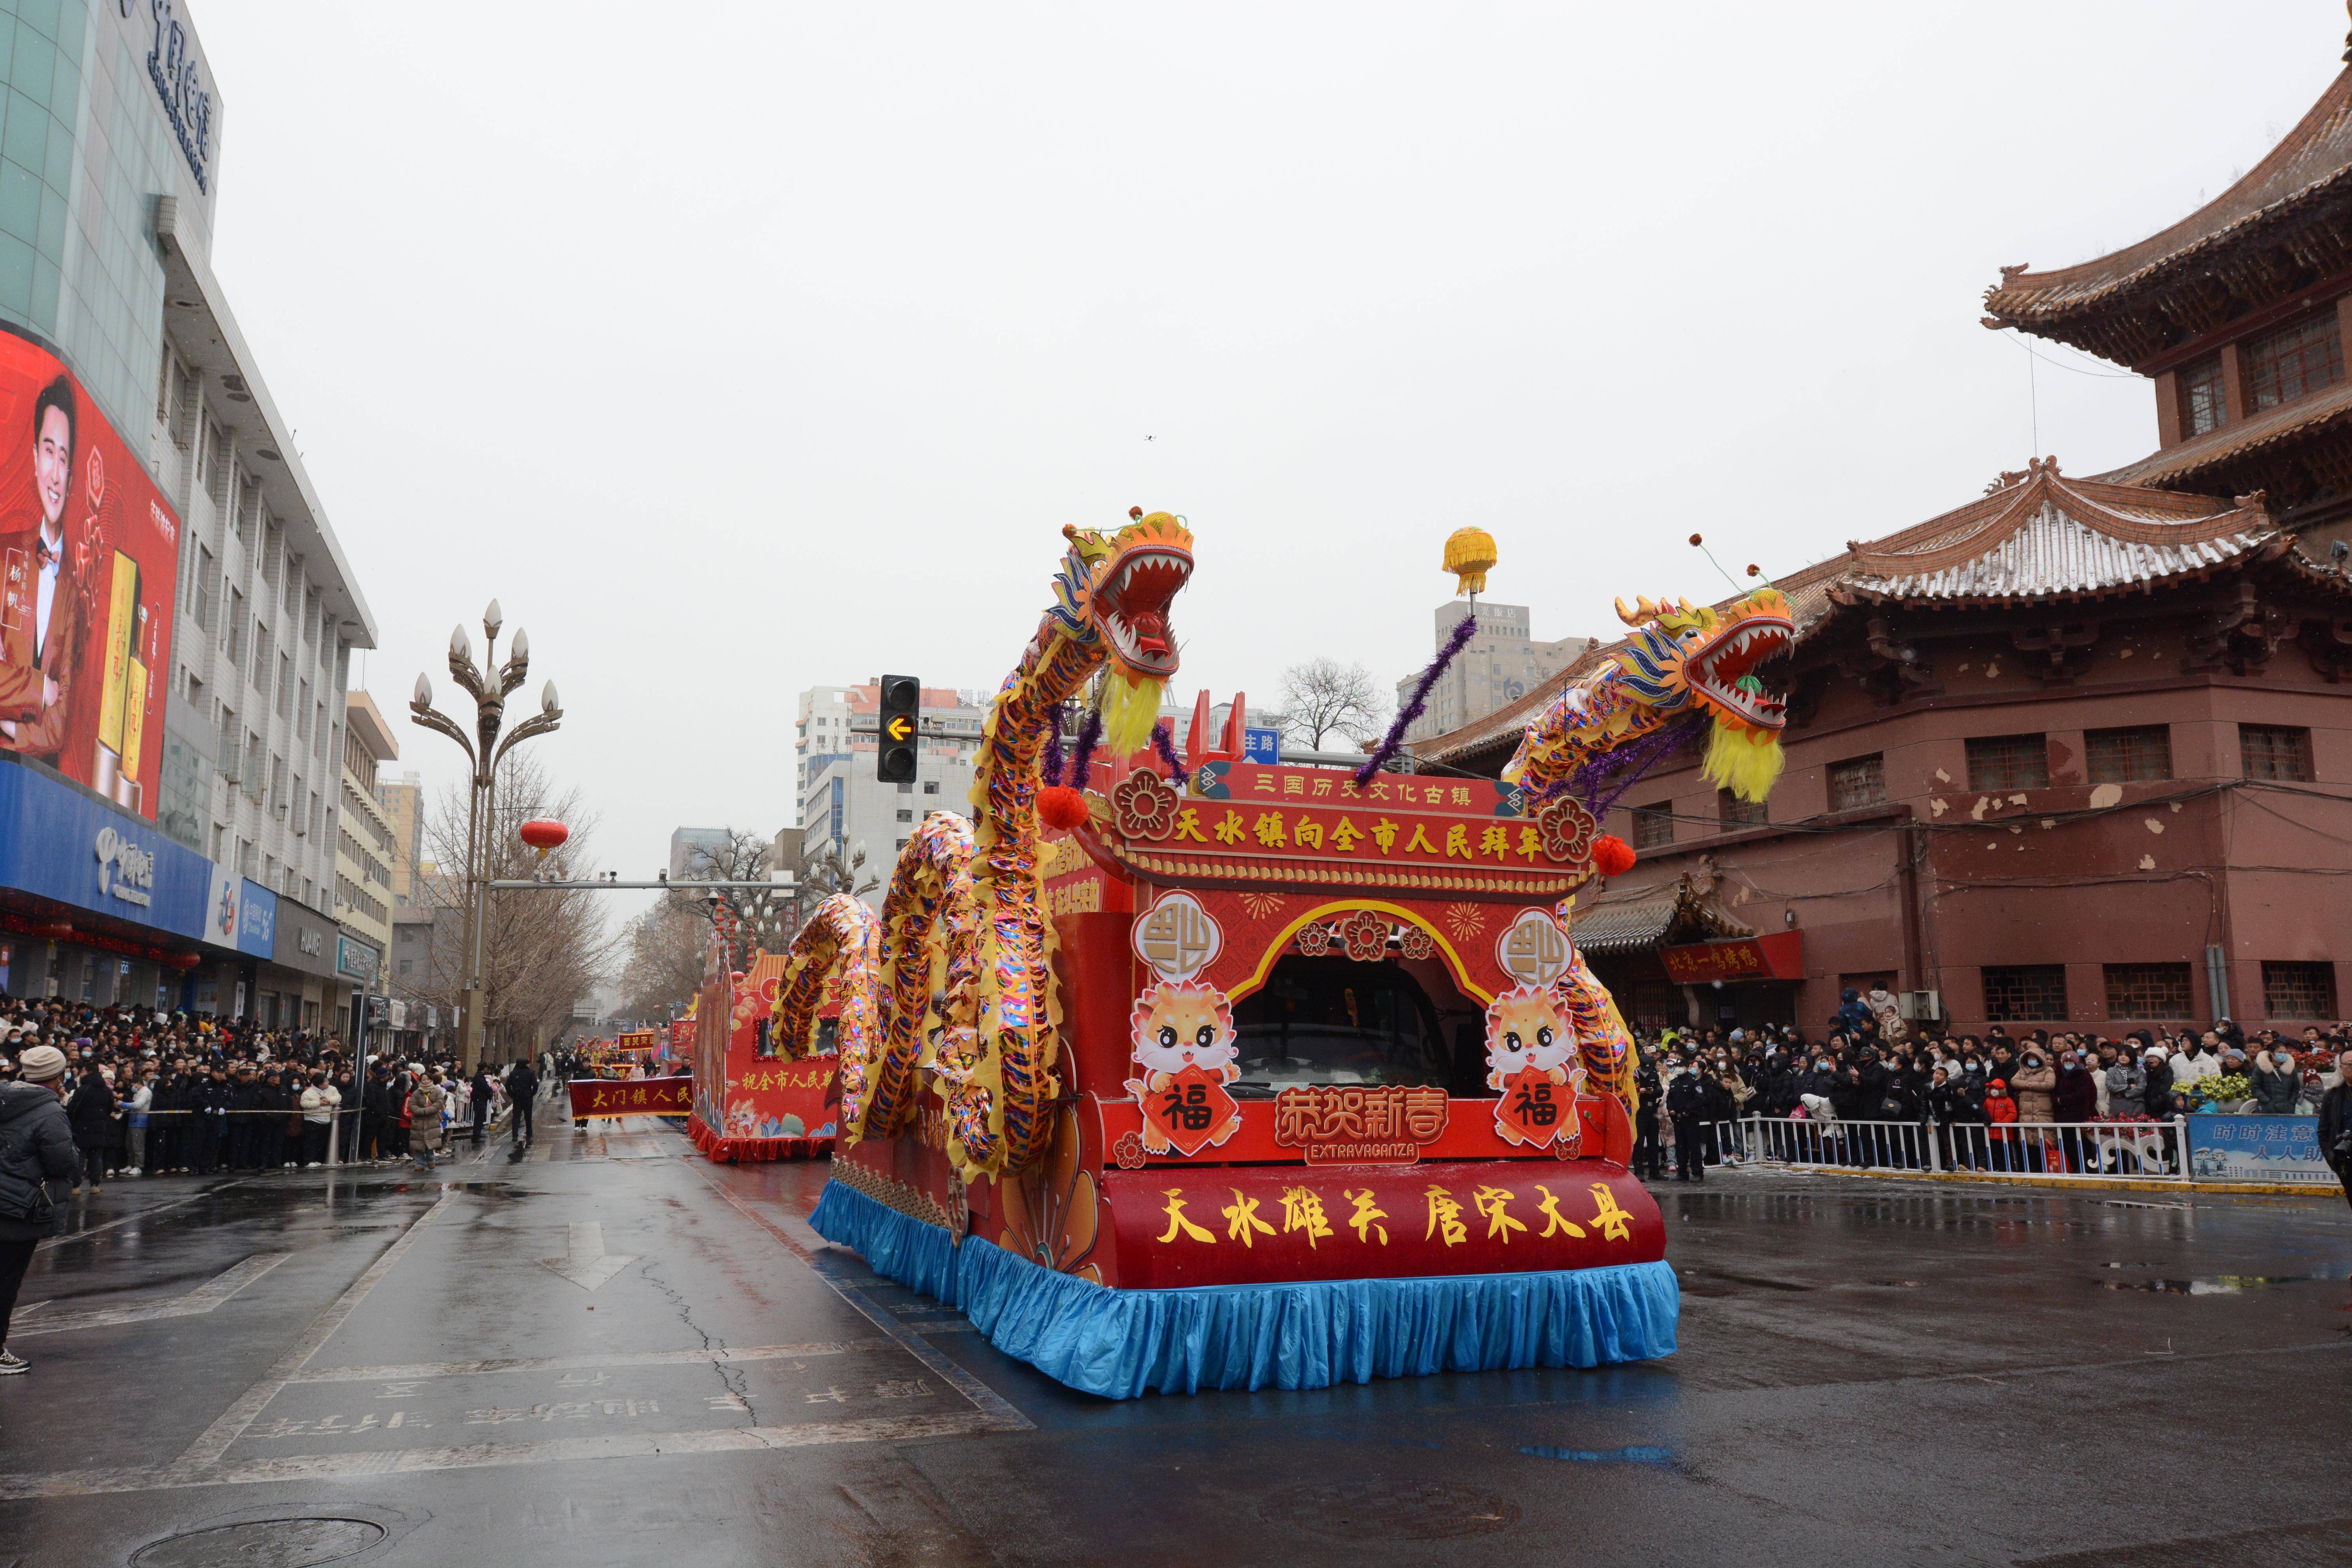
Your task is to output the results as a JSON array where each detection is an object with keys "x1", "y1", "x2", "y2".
[{"x1": 192, "y1": 1, "x2": 2343, "y2": 935}]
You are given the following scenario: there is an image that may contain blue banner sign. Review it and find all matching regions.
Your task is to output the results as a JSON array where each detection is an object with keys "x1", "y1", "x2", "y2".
[
  {"x1": 0, "y1": 758, "x2": 209, "y2": 938},
  {"x1": 2187, "y1": 1114, "x2": 2331, "y2": 1185}
]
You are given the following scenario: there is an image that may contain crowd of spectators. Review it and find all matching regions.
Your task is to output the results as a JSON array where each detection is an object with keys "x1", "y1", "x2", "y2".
[
  {"x1": 1629, "y1": 990, "x2": 2352, "y2": 1187},
  {"x1": 0, "y1": 997, "x2": 542, "y2": 1182}
]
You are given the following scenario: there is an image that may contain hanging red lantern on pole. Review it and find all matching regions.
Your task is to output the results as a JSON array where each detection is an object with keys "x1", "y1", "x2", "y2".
[{"x1": 519, "y1": 819, "x2": 570, "y2": 858}]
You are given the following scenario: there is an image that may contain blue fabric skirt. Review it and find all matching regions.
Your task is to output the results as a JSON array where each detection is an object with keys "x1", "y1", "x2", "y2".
[{"x1": 808, "y1": 1180, "x2": 1678, "y2": 1400}]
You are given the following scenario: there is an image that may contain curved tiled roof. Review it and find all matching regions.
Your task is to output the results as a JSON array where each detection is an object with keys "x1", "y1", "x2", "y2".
[
  {"x1": 1835, "y1": 460, "x2": 2276, "y2": 604},
  {"x1": 1982, "y1": 67, "x2": 2352, "y2": 361},
  {"x1": 1570, "y1": 875, "x2": 1751, "y2": 957}
]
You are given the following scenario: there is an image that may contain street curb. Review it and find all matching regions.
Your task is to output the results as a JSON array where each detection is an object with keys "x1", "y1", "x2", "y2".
[{"x1": 1733, "y1": 1165, "x2": 2329, "y2": 1199}]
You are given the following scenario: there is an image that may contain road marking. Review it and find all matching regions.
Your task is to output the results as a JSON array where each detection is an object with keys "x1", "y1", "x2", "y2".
[
  {"x1": 538, "y1": 1221, "x2": 637, "y2": 1292},
  {"x1": 14, "y1": 1254, "x2": 290, "y2": 1337},
  {"x1": 289, "y1": 1341, "x2": 889, "y2": 1383},
  {"x1": 0, "y1": 1412, "x2": 999, "y2": 1499},
  {"x1": 162, "y1": 1187, "x2": 459, "y2": 1482},
  {"x1": 684, "y1": 1165, "x2": 1033, "y2": 1435}
]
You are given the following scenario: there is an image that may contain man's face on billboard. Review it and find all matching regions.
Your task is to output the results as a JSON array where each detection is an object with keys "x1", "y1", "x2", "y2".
[{"x1": 33, "y1": 405, "x2": 70, "y2": 531}]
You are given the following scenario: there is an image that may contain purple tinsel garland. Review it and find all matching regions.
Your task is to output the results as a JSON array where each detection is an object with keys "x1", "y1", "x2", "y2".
[
  {"x1": 1042, "y1": 717, "x2": 1066, "y2": 788},
  {"x1": 1150, "y1": 721, "x2": 1192, "y2": 789},
  {"x1": 1356, "y1": 613, "x2": 1478, "y2": 787},
  {"x1": 1068, "y1": 707, "x2": 1105, "y2": 787},
  {"x1": 1550, "y1": 711, "x2": 1708, "y2": 815}
]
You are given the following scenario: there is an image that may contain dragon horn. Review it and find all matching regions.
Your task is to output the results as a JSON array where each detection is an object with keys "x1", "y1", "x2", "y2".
[{"x1": 1613, "y1": 596, "x2": 1654, "y2": 626}]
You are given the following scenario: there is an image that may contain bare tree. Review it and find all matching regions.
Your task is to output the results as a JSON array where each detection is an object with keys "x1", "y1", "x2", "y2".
[
  {"x1": 1278, "y1": 657, "x2": 1388, "y2": 750},
  {"x1": 616, "y1": 900, "x2": 710, "y2": 1020},
  {"x1": 680, "y1": 828, "x2": 798, "y2": 970},
  {"x1": 419, "y1": 751, "x2": 617, "y2": 1062}
]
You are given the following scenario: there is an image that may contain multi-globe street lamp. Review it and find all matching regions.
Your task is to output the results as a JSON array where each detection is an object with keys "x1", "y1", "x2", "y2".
[{"x1": 409, "y1": 599, "x2": 563, "y2": 1071}]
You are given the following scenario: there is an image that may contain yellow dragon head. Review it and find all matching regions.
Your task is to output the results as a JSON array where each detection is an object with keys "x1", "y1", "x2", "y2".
[
  {"x1": 1610, "y1": 587, "x2": 1793, "y2": 802},
  {"x1": 1047, "y1": 510, "x2": 1195, "y2": 753}
]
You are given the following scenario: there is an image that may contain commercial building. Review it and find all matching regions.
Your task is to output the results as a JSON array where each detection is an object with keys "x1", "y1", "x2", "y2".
[
  {"x1": 796, "y1": 681, "x2": 985, "y2": 908},
  {"x1": 333, "y1": 691, "x2": 396, "y2": 1036},
  {"x1": 1394, "y1": 601, "x2": 1590, "y2": 745},
  {"x1": 0, "y1": 0, "x2": 376, "y2": 1034},
  {"x1": 667, "y1": 826, "x2": 734, "y2": 881},
  {"x1": 1417, "y1": 39, "x2": 2352, "y2": 1038}
]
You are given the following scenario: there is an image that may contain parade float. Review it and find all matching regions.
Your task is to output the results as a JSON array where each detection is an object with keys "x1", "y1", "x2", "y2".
[
  {"x1": 686, "y1": 953, "x2": 842, "y2": 1162},
  {"x1": 779, "y1": 510, "x2": 1791, "y2": 1396}
]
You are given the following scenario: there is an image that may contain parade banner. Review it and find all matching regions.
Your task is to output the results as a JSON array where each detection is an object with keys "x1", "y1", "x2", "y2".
[
  {"x1": 569, "y1": 1075, "x2": 691, "y2": 1119},
  {"x1": 0, "y1": 325, "x2": 181, "y2": 816},
  {"x1": 2186, "y1": 1114, "x2": 2333, "y2": 1185}
]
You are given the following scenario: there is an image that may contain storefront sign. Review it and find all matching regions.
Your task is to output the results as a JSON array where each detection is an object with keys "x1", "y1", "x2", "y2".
[
  {"x1": 2187, "y1": 1115, "x2": 2334, "y2": 1185},
  {"x1": 336, "y1": 934, "x2": 378, "y2": 983},
  {"x1": 236, "y1": 878, "x2": 276, "y2": 957},
  {"x1": 569, "y1": 1076, "x2": 691, "y2": 1118},
  {"x1": 1659, "y1": 930, "x2": 1804, "y2": 984},
  {"x1": 0, "y1": 758, "x2": 208, "y2": 936}
]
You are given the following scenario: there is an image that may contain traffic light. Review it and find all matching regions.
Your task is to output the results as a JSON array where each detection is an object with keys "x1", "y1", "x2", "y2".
[{"x1": 877, "y1": 674, "x2": 919, "y2": 782}]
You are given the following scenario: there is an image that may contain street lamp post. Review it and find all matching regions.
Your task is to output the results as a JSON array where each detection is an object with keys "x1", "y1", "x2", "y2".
[{"x1": 409, "y1": 599, "x2": 563, "y2": 1073}]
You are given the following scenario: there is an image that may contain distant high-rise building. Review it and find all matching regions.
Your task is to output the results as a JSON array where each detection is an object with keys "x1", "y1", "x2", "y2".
[
  {"x1": 669, "y1": 827, "x2": 739, "y2": 880},
  {"x1": 1397, "y1": 602, "x2": 1591, "y2": 746},
  {"x1": 375, "y1": 769, "x2": 426, "y2": 908}
]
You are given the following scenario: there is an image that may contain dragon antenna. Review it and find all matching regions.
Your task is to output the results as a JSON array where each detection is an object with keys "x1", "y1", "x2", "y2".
[{"x1": 1688, "y1": 532, "x2": 1773, "y2": 593}]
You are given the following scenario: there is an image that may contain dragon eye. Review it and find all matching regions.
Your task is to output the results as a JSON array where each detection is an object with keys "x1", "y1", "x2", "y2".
[
  {"x1": 1196, "y1": 1024, "x2": 1217, "y2": 1047},
  {"x1": 1504, "y1": 1032, "x2": 1523, "y2": 1052},
  {"x1": 1157, "y1": 1026, "x2": 1177, "y2": 1049},
  {"x1": 1537, "y1": 1027, "x2": 1553, "y2": 1049}
]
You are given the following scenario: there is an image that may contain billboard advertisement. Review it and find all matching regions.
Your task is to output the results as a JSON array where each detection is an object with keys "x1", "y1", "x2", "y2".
[
  {"x1": 0, "y1": 326, "x2": 180, "y2": 817},
  {"x1": 2187, "y1": 1115, "x2": 2334, "y2": 1185}
]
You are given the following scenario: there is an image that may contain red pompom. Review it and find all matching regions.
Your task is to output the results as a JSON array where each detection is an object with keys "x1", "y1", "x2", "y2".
[
  {"x1": 1038, "y1": 786, "x2": 1091, "y2": 831},
  {"x1": 1591, "y1": 834, "x2": 1636, "y2": 877}
]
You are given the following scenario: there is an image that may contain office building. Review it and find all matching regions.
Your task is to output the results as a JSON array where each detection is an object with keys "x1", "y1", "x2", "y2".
[
  {"x1": 1397, "y1": 602, "x2": 1590, "y2": 745},
  {"x1": 796, "y1": 681, "x2": 985, "y2": 909}
]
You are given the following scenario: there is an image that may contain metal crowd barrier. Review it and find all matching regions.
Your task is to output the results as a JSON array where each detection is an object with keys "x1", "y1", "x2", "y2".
[{"x1": 1720, "y1": 1115, "x2": 2189, "y2": 1184}]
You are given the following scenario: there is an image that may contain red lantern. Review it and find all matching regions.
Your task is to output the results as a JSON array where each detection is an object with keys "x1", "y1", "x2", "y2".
[
  {"x1": 168, "y1": 951, "x2": 204, "y2": 971},
  {"x1": 519, "y1": 819, "x2": 570, "y2": 856}
]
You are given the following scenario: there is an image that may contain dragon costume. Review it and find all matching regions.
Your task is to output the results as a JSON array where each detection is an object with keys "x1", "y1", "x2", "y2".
[
  {"x1": 776, "y1": 512, "x2": 1194, "y2": 1180},
  {"x1": 1506, "y1": 586, "x2": 1795, "y2": 1110}
]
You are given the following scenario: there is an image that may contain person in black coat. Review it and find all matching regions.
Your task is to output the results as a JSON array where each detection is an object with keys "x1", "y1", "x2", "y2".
[
  {"x1": 1664, "y1": 1070, "x2": 1707, "y2": 1182},
  {"x1": 65, "y1": 1068, "x2": 115, "y2": 1194},
  {"x1": 0, "y1": 1047, "x2": 79, "y2": 1372},
  {"x1": 469, "y1": 1068, "x2": 495, "y2": 1146},
  {"x1": 2318, "y1": 1051, "x2": 2352, "y2": 1210},
  {"x1": 190, "y1": 1066, "x2": 230, "y2": 1176},
  {"x1": 505, "y1": 1059, "x2": 540, "y2": 1149}
]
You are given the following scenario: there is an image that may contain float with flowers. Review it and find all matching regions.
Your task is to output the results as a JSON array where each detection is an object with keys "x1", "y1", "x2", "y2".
[{"x1": 777, "y1": 513, "x2": 1792, "y2": 1397}]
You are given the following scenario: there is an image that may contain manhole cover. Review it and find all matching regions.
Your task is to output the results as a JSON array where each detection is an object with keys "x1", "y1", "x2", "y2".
[
  {"x1": 1260, "y1": 1479, "x2": 1519, "y2": 1541},
  {"x1": 132, "y1": 1517, "x2": 386, "y2": 1567}
]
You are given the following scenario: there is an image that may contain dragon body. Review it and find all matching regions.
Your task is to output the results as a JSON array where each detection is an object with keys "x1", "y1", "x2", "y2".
[
  {"x1": 1505, "y1": 586, "x2": 1796, "y2": 1112},
  {"x1": 776, "y1": 513, "x2": 1194, "y2": 1181}
]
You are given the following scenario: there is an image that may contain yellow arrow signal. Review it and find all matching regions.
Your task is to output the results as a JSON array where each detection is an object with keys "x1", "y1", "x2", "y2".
[{"x1": 886, "y1": 715, "x2": 914, "y2": 742}]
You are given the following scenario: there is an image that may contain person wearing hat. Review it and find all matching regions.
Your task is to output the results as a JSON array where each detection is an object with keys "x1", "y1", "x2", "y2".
[{"x1": 0, "y1": 1045, "x2": 77, "y2": 1373}]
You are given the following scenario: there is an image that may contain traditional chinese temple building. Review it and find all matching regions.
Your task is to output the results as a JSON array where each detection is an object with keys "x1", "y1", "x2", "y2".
[{"x1": 1416, "y1": 45, "x2": 2352, "y2": 1040}]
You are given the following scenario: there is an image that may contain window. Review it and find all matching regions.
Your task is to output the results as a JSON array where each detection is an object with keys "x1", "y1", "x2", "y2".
[
  {"x1": 1982, "y1": 964, "x2": 2067, "y2": 1022},
  {"x1": 922, "y1": 781, "x2": 939, "y2": 795},
  {"x1": 2262, "y1": 961, "x2": 2337, "y2": 1019},
  {"x1": 193, "y1": 544, "x2": 214, "y2": 630},
  {"x1": 1965, "y1": 734, "x2": 2049, "y2": 791},
  {"x1": 2247, "y1": 313, "x2": 2343, "y2": 410},
  {"x1": 1231, "y1": 953, "x2": 1450, "y2": 1087},
  {"x1": 2239, "y1": 724, "x2": 2313, "y2": 782},
  {"x1": 2086, "y1": 725, "x2": 2171, "y2": 784},
  {"x1": 1828, "y1": 753, "x2": 1886, "y2": 810},
  {"x1": 1717, "y1": 788, "x2": 1765, "y2": 829},
  {"x1": 895, "y1": 808, "x2": 913, "y2": 823},
  {"x1": 2177, "y1": 354, "x2": 2228, "y2": 436},
  {"x1": 2104, "y1": 963, "x2": 2192, "y2": 1019},
  {"x1": 399, "y1": 960, "x2": 412, "y2": 976},
  {"x1": 225, "y1": 588, "x2": 245, "y2": 662},
  {"x1": 1631, "y1": 802, "x2": 1674, "y2": 850},
  {"x1": 896, "y1": 781, "x2": 913, "y2": 794}
]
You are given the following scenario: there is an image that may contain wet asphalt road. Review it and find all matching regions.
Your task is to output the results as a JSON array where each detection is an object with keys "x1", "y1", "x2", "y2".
[{"x1": 1, "y1": 1118, "x2": 2348, "y2": 1568}]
